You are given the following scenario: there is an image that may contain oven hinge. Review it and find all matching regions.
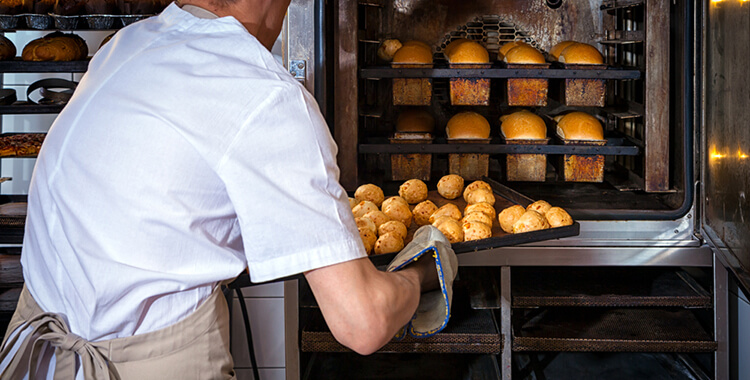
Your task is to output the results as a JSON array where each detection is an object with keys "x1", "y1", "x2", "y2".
[{"x1": 289, "y1": 60, "x2": 307, "y2": 85}]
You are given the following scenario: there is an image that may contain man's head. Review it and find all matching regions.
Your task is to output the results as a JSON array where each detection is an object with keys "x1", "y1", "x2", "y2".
[{"x1": 180, "y1": 0, "x2": 292, "y2": 50}]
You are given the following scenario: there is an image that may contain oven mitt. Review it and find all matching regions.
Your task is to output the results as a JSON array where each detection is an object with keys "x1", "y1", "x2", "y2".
[{"x1": 387, "y1": 225, "x2": 458, "y2": 338}]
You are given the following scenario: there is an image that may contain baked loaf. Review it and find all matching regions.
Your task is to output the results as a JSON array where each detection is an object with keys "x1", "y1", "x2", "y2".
[
  {"x1": 500, "y1": 110, "x2": 547, "y2": 140},
  {"x1": 549, "y1": 40, "x2": 576, "y2": 61},
  {"x1": 22, "y1": 32, "x2": 88, "y2": 62},
  {"x1": 396, "y1": 109, "x2": 435, "y2": 133},
  {"x1": 499, "y1": 41, "x2": 530, "y2": 59},
  {"x1": 32, "y1": 0, "x2": 55, "y2": 14},
  {"x1": 0, "y1": 35, "x2": 16, "y2": 61},
  {"x1": 378, "y1": 39, "x2": 402, "y2": 61},
  {"x1": 446, "y1": 112, "x2": 490, "y2": 139},
  {"x1": 53, "y1": 0, "x2": 85, "y2": 15},
  {"x1": 504, "y1": 44, "x2": 545, "y2": 64},
  {"x1": 445, "y1": 39, "x2": 489, "y2": 63},
  {"x1": 0, "y1": 133, "x2": 45, "y2": 157},
  {"x1": 392, "y1": 41, "x2": 433, "y2": 64},
  {"x1": 85, "y1": 0, "x2": 119, "y2": 15},
  {"x1": 558, "y1": 43, "x2": 604, "y2": 65},
  {"x1": 555, "y1": 111, "x2": 604, "y2": 141},
  {"x1": 0, "y1": 0, "x2": 25, "y2": 14}
]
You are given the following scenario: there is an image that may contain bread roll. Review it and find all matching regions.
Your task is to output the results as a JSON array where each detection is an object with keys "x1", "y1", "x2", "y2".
[
  {"x1": 499, "y1": 41, "x2": 530, "y2": 58},
  {"x1": 428, "y1": 203, "x2": 462, "y2": 224},
  {"x1": 465, "y1": 188, "x2": 495, "y2": 206},
  {"x1": 355, "y1": 217, "x2": 377, "y2": 235},
  {"x1": 352, "y1": 200, "x2": 378, "y2": 218},
  {"x1": 378, "y1": 39, "x2": 402, "y2": 61},
  {"x1": 463, "y1": 180, "x2": 492, "y2": 202},
  {"x1": 527, "y1": 200, "x2": 552, "y2": 215},
  {"x1": 382, "y1": 202, "x2": 412, "y2": 226},
  {"x1": 504, "y1": 45, "x2": 545, "y2": 64},
  {"x1": 378, "y1": 220, "x2": 408, "y2": 240},
  {"x1": 348, "y1": 197, "x2": 357, "y2": 209},
  {"x1": 382, "y1": 196, "x2": 409, "y2": 210},
  {"x1": 545, "y1": 207, "x2": 573, "y2": 228},
  {"x1": 355, "y1": 183, "x2": 385, "y2": 207},
  {"x1": 413, "y1": 200, "x2": 438, "y2": 226},
  {"x1": 374, "y1": 232, "x2": 404, "y2": 255},
  {"x1": 434, "y1": 217, "x2": 464, "y2": 244},
  {"x1": 550, "y1": 40, "x2": 576, "y2": 61},
  {"x1": 556, "y1": 111, "x2": 604, "y2": 141},
  {"x1": 392, "y1": 42, "x2": 433, "y2": 64},
  {"x1": 446, "y1": 112, "x2": 490, "y2": 139},
  {"x1": 498, "y1": 205, "x2": 525, "y2": 233},
  {"x1": 446, "y1": 40, "x2": 489, "y2": 63},
  {"x1": 363, "y1": 210, "x2": 390, "y2": 229},
  {"x1": 437, "y1": 174, "x2": 464, "y2": 200},
  {"x1": 500, "y1": 110, "x2": 547, "y2": 140},
  {"x1": 512, "y1": 210, "x2": 550, "y2": 234},
  {"x1": 359, "y1": 227, "x2": 377, "y2": 254},
  {"x1": 0, "y1": 35, "x2": 16, "y2": 61},
  {"x1": 396, "y1": 109, "x2": 435, "y2": 133},
  {"x1": 465, "y1": 202, "x2": 496, "y2": 221},
  {"x1": 0, "y1": 0, "x2": 25, "y2": 14},
  {"x1": 398, "y1": 179, "x2": 428, "y2": 204},
  {"x1": 559, "y1": 43, "x2": 604, "y2": 65},
  {"x1": 462, "y1": 221, "x2": 492, "y2": 241},
  {"x1": 462, "y1": 211, "x2": 493, "y2": 227}
]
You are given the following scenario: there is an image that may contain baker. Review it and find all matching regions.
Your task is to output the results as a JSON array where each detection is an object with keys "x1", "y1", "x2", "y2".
[{"x1": 0, "y1": 0, "x2": 457, "y2": 378}]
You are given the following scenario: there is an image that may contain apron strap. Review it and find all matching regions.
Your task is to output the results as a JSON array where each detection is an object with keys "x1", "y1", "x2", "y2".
[{"x1": 0, "y1": 312, "x2": 115, "y2": 380}]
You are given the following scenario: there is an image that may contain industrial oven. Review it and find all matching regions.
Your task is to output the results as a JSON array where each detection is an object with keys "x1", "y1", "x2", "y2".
[{"x1": 279, "y1": 0, "x2": 749, "y2": 379}]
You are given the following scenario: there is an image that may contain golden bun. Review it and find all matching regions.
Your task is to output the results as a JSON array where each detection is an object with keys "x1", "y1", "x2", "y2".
[
  {"x1": 504, "y1": 45, "x2": 545, "y2": 64},
  {"x1": 465, "y1": 188, "x2": 495, "y2": 206},
  {"x1": 393, "y1": 42, "x2": 433, "y2": 64},
  {"x1": 463, "y1": 180, "x2": 492, "y2": 202},
  {"x1": 462, "y1": 211, "x2": 493, "y2": 227},
  {"x1": 363, "y1": 210, "x2": 390, "y2": 229},
  {"x1": 446, "y1": 112, "x2": 491, "y2": 139},
  {"x1": 413, "y1": 200, "x2": 439, "y2": 226},
  {"x1": 433, "y1": 217, "x2": 464, "y2": 244},
  {"x1": 399, "y1": 179, "x2": 429, "y2": 204},
  {"x1": 500, "y1": 110, "x2": 547, "y2": 140},
  {"x1": 550, "y1": 40, "x2": 576, "y2": 60},
  {"x1": 374, "y1": 232, "x2": 404, "y2": 255},
  {"x1": 355, "y1": 217, "x2": 377, "y2": 235},
  {"x1": 465, "y1": 202, "x2": 496, "y2": 221},
  {"x1": 498, "y1": 205, "x2": 525, "y2": 233},
  {"x1": 462, "y1": 221, "x2": 492, "y2": 241},
  {"x1": 437, "y1": 174, "x2": 464, "y2": 200},
  {"x1": 556, "y1": 112, "x2": 604, "y2": 141},
  {"x1": 352, "y1": 200, "x2": 378, "y2": 218},
  {"x1": 499, "y1": 41, "x2": 530, "y2": 57},
  {"x1": 378, "y1": 39, "x2": 402, "y2": 61},
  {"x1": 512, "y1": 210, "x2": 550, "y2": 233},
  {"x1": 527, "y1": 200, "x2": 552, "y2": 215},
  {"x1": 382, "y1": 202, "x2": 413, "y2": 226},
  {"x1": 446, "y1": 40, "x2": 489, "y2": 63},
  {"x1": 428, "y1": 203, "x2": 462, "y2": 224},
  {"x1": 396, "y1": 109, "x2": 435, "y2": 133},
  {"x1": 378, "y1": 220, "x2": 408, "y2": 240},
  {"x1": 559, "y1": 43, "x2": 604, "y2": 65},
  {"x1": 355, "y1": 184, "x2": 385, "y2": 207},
  {"x1": 545, "y1": 207, "x2": 573, "y2": 228},
  {"x1": 382, "y1": 196, "x2": 409, "y2": 210}
]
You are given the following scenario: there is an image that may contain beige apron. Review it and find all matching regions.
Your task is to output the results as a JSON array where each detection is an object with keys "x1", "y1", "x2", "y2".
[{"x1": 0, "y1": 285, "x2": 235, "y2": 380}]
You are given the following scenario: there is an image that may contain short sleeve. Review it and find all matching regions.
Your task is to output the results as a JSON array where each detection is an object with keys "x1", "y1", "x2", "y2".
[{"x1": 216, "y1": 82, "x2": 366, "y2": 283}]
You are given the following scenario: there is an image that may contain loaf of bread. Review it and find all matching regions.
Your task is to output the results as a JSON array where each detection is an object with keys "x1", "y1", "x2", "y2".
[
  {"x1": 0, "y1": 35, "x2": 16, "y2": 61},
  {"x1": 558, "y1": 43, "x2": 604, "y2": 65},
  {"x1": 500, "y1": 110, "x2": 547, "y2": 140},
  {"x1": 504, "y1": 44, "x2": 545, "y2": 64},
  {"x1": 446, "y1": 112, "x2": 491, "y2": 139},
  {"x1": 445, "y1": 39, "x2": 489, "y2": 64},
  {"x1": 0, "y1": 0, "x2": 25, "y2": 14},
  {"x1": 392, "y1": 41, "x2": 433, "y2": 64},
  {"x1": 555, "y1": 111, "x2": 604, "y2": 141},
  {"x1": 22, "y1": 32, "x2": 88, "y2": 62},
  {"x1": 84, "y1": 0, "x2": 118, "y2": 15},
  {"x1": 32, "y1": 0, "x2": 55, "y2": 14},
  {"x1": 53, "y1": 0, "x2": 85, "y2": 15}
]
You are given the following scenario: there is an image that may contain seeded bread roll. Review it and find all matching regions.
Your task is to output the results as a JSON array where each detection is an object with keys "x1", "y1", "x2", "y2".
[
  {"x1": 512, "y1": 210, "x2": 550, "y2": 234},
  {"x1": 465, "y1": 188, "x2": 495, "y2": 206},
  {"x1": 352, "y1": 200, "x2": 378, "y2": 219},
  {"x1": 363, "y1": 210, "x2": 390, "y2": 229},
  {"x1": 382, "y1": 201, "x2": 412, "y2": 226},
  {"x1": 498, "y1": 205, "x2": 525, "y2": 233},
  {"x1": 355, "y1": 183, "x2": 385, "y2": 207},
  {"x1": 545, "y1": 207, "x2": 573, "y2": 228},
  {"x1": 374, "y1": 232, "x2": 404, "y2": 255},
  {"x1": 462, "y1": 221, "x2": 492, "y2": 241},
  {"x1": 355, "y1": 217, "x2": 377, "y2": 235},
  {"x1": 437, "y1": 174, "x2": 464, "y2": 200},
  {"x1": 378, "y1": 220, "x2": 408, "y2": 240},
  {"x1": 463, "y1": 180, "x2": 492, "y2": 202},
  {"x1": 398, "y1": 179, "x2": 428, "y2": 204},
  {"x1": 464, "y1": 202, "x2": 496, "y2": 221},
  {"x1": 433, "y1": 217, "x2": 464, "y2": 244},
  {"x1": 527, "y1": 200, "x2": 552, "y2": 215},
  {"x1": 428, "y1": 203, "x2": 462, "y2": 224},
  {"x1": 413, "y1": 200, "x2": 438, "y2": 226}
]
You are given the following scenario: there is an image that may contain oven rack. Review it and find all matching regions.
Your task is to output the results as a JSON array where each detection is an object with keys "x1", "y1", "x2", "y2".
[
  {"x1": 359, "y1": 137, "x2": 639, "y2": 156},
  {"x1": 360, "y1": 65, "x2": 641, "y2": 80}
]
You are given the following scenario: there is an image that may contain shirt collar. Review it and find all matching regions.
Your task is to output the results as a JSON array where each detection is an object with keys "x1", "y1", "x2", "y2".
[{"x1": 180, "y1": 4, "x2": 219, "y2": 19}]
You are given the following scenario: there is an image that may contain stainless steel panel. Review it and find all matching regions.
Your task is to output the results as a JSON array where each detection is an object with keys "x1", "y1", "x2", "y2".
[
  {"x1": 285, "y1": 0, "x2": 316, "y2": 94},
  {"x1": 702, "y1": 0, "x2": 750, "y2": 294}
]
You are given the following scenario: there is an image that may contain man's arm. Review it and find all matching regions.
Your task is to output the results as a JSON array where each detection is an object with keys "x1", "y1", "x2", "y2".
[{"x1": 304, "y1": 255, "x2": 437, "y2": 355}]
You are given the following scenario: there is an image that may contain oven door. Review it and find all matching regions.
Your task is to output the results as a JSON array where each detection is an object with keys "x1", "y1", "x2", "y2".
[{"x1": 700, "y1": 0, "x2": 750, "y2": 297}]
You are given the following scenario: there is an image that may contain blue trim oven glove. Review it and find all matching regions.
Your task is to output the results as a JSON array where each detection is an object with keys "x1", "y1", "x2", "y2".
[{"x1": 387, "y1": 225, "x2": 458, "y2": 338}]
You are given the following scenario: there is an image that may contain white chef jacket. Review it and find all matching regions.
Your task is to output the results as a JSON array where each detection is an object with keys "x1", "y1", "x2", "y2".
[{"x1": 17, "y1": 2, "x2": 366, "y2": 343}]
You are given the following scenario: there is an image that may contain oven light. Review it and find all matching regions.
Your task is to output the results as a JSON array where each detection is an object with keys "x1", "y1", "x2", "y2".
[
  {"x1": 710, "y1": 147, "x2": 726, "y2": 160},
  {"x1": 711, "y1": 0, "x2": 724, "y2": 3},
  {"x1": 738, "y1": 150, "x2": 748, "y2": 159}
]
